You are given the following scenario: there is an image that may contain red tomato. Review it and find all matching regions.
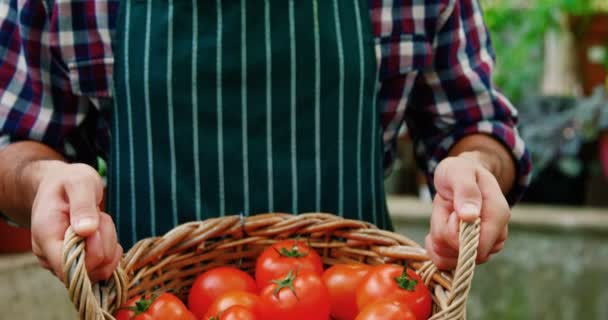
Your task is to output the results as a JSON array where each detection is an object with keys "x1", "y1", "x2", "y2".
[
  {"x1": 259, "y1": 270, "x2": 331, "y2": 320},
  {"x1": 356, "y1": 264, "x2": 432, "y2": 320},
  {"x1": 255, "y1": 239, "x2": 324, "y2": 289},
  {"x1": 322, "y1": 264, "x2": 371, "y2": 320},
  {"x1": 188, "y1": 267, "x2": 257, "y2": 318},
  {"x1": 203, "y1": 291, "x2": 262, "y2": 320},
  {"x1": 355, "y1": 299, "x2": 416, "y2": 320},
  {"x1": 114, "y1": 293, "x2": 196, "y2": 320},
  {"x1": 218, "y1": 305, "x2": 259, "y2": 320}
]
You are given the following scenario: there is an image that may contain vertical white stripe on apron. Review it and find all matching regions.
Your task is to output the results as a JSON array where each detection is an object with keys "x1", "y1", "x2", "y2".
[
  {"x1": 241, "y1": 0, "x2": 250, "y2": 215},
  {"x1": 332, "y1": 0, "x2": 345, "y2": 217},
  {"x1": 143, "y1": 0, "x2": 156, "y2": 235},
  {"x1": 370, "y1": 65, "x2": 380, "y2": 226},
  {"x1": 289, "y1": 0, "x2": 298, "y2": 213},
  {"x1": 113, "y1": 83, "x2": 121, "y2": 232},
  {"x1": 265, "y1": 0, "x2": 274, "y2": 212},
  {"x1": 312, "y1": 0, "x2": 321, "y2": 211},
  {"x1": 124, "y1": 1, "x2": 137, "y2": 244},
  {"x1": 354, "y1": 0, "x2": 364, "y2": 221},
  {"x1": 167, "y1": 0, "x2": 178, "y2": 226},
  {"x1": 217, "y1": 0, "x2": 226, "y2": 216},
  {"x1": 192, "y1": 0, "x2": 202, "y2": 220}
]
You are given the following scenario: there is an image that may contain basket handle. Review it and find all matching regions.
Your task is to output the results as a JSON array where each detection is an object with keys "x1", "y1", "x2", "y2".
[
  {"x1": 62, "y1": 227, "x2": 128, "y2": 320},
  {"x1": 429, "y1": 218, "x2": 481, "y2": 320}
]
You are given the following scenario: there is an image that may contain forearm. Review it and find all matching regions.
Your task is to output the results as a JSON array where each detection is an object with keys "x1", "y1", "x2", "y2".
[
  {"x1": 0, "y1": 141, "x2": 65, "y2": 226},
  {"x1": 447, "y1": 134, "x2": 516, "y2": 195}
]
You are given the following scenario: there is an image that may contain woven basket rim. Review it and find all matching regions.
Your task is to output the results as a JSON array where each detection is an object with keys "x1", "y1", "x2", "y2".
[{"x1": 61, "y1": 213, "x2": 480, "y2": 320}]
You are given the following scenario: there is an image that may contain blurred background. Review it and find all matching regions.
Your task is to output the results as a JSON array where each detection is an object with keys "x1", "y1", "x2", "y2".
[
  {"x1": 386, "y1": 0, "x2": 608, "y2": 319},
  {"x1": 1, "y1": 0, "x2": 607, "y2": 319}
]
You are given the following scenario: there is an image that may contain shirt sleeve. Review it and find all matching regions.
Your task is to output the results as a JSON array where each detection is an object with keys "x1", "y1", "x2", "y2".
[
  {"x1": 0, "y1": 0, "x2": 104, "y2": 165},
  {"x1": 403, "y1": 0, "x2": 532, "y2": 205}
]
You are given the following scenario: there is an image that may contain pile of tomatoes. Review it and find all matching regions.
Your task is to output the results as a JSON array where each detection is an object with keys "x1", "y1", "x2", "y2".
[{"x1": 114, "y1": 239, "x2": 432, "y2": 320}]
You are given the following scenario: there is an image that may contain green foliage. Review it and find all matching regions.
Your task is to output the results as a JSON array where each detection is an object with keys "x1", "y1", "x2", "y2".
[
  {"x1": 559, "y1": 0, "x2": 596, "y2": 16},
  {"x1": 479, "y1": 0, "x2": 599, "y2": 104}
]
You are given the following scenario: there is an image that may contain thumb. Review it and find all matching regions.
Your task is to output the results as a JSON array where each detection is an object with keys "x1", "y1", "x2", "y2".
[
  {"x1": 451, "y1": 171, "x2": 482, "y2": 222},
  {"x1": 69, "y1": 197, "x2": 100, "y2": 236},
  {"x1": 64, "y1": 170, "x2": 103, "y2": 236},
  {"x1": 435, "y1": 158, "x2": 482, "y2": 222}
]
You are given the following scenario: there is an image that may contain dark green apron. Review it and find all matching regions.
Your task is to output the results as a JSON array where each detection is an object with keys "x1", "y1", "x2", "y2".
[{"x1": 109, "y1": 0, "x2": 391, "y2": 248}]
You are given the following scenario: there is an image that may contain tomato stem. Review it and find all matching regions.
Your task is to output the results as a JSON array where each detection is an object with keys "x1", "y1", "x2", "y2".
[
  {"x1": 278, "y1": 245, "x2": 307, "y2": 258},
  {"x1": 124, "y1": 294, "x2": 157, "y2": 316},
  {"x1": 271, "y1": 270, "x2": 300, "y2": 300},
  {"x1": 394, "y1": 265, "x2": 418, "y2": 291}
]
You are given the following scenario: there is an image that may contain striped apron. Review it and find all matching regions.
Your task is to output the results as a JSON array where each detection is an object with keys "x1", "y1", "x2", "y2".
[{"x1": 109, "y1": 0, "x2": 392, "y2": 249}]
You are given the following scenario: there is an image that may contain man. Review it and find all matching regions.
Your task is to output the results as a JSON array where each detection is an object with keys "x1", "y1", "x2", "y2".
[{"x1": 0, "y1": 0, "x2": 531, "y2": 283}]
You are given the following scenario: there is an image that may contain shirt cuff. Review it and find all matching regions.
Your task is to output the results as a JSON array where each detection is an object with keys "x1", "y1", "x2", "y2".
[{"x1": 422, "y1": 121, "x2": 533, "y2": 206}]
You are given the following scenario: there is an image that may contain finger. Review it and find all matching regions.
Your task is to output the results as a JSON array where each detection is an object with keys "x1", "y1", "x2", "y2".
[
  {"x1": 486, "y1": 228, "x2": 507, "y2": 256},
  {"x1": 86, "y1": 213, "x2": 120, "y2": 282},
  {"x1": 476, "y1": 170, "x2": 511, "y2": 260},
  {"x1": 434, "y1": 158, "x2": 482, "y2": 222},
  {"x1": 32, "y1": 241, "x2": 51, "y2": 271},
  {"x1": 476, "y1": 254, "x2": 491, "y2": 265},
  {"x1": 90, "y1": 244, "x2": 123, "y2": 282},
  {"x1": 31, "y1": 189, "x2": 71, "y2": 280},
  {"x1": 426, "y1": 241, "x2": 458, "y2": 270},
  {"x1": 489, "y1": 227, "x2": 507, "y2": 255},
  {"x1": 425, "y1": 234, "x2": 458, "y2": 259},
  {"x1": 430, "y1": 195, "x2": 460, "y2": 251},
  {"x1": 446, "y1": 211, "x2": 460, "y2": 250},
  {"x1": 497, "y1": 225, "x2": 508, "y2": 243},
  {"x1": 98, "y1": 213, "x2": 119, "y2": 265},
  {"x1": 65, "y1": 165, "x2": 103, "y2": 236},
  {"x1": 85, "y1": 230, "x2": 106, "y2": 275},
  {"x1": 34, "y1": 255, "x2": 52, "y2": 272},
  {"x1": 40, "y1": 239, "x2": 66, "y2": 280},
  {"x1": 452, "y1": 173, "x2": 482, "y2": 222},
  {"x1": 430, "y1": 195, "x2": 450, "y2": 243},
  {"x1": 490, "y1": 240, "x2": 505, "y2": 254}
]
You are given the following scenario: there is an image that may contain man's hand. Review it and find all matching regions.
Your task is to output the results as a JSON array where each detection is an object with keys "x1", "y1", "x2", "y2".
[
  {"x1": 425, "y1": 134, "x2": 516, "y2": 270},
  {"x1": 28, "y1": 160, "x2": 122, "y2": 282}
]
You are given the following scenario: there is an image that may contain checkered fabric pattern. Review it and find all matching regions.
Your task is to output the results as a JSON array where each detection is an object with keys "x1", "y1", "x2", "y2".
[{"x1": 0, "y1": 0, "x2": 532, "y2": 205}]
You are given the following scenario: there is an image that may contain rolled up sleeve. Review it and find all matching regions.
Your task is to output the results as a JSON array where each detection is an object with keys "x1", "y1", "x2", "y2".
[
  {"x1": 0, "y1": 0, "x2": 106, "y2": 165},
  {"x1": 404, "y1": 0, "x2": 532, "y2": 205}
]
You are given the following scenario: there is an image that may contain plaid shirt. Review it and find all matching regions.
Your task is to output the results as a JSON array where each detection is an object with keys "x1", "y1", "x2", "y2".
[{"x1": 0, "y1": 0, "x2": 532, "y2": 205}]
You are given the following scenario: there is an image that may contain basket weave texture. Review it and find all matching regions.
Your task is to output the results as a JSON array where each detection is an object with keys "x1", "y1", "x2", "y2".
[{"x1": 61, "y1": 213, "x2": 480, "y2": 320}]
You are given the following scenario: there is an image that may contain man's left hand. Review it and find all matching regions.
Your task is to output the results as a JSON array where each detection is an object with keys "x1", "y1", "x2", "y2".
[{"x1": 425, "y1": 153, "x2": 511, "y2": 270}]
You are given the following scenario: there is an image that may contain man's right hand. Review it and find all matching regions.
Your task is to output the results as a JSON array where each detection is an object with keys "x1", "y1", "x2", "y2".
[{"x1": 28, "y1": 160, "x2": 122, "y2": 283}]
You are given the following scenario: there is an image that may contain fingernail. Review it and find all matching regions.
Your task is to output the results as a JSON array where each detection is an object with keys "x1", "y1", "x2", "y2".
[
  {"x1": 460, "y1": 203, "x2": 480, "y2": 218},
  {"x1": 75, "y1": 217, "x2": 96, "y2": 231}
]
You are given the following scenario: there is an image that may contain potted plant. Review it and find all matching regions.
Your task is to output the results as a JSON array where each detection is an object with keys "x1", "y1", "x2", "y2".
[
  {"x1": 518, "y1": 88, "x2": 608, "y2": 205},
  {"x1": 567, "y1": 0, "x2": 608, "y2": 95},
  {"x1": 480, "y1": 0, "x2": 608, "y2": 205}
]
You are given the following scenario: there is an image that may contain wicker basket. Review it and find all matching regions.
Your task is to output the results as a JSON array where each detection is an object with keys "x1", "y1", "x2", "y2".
[{"x1": 61, "y1": 213, "x2": 481, "y2": 320}]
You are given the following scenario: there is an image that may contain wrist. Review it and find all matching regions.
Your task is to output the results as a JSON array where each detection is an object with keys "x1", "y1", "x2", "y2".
[
  {"x1": 457, "y1": 150, "x2": 498, "y2": 176},
  {"x1": 18, "y1": 160, "x2": 66, "y2": 204},
  {"x1": 0, "y1": 141, "x2": 65, "y2": 226},
  {"x1": 448, "y1": 134, "x2": 516, "y2": 195}
]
